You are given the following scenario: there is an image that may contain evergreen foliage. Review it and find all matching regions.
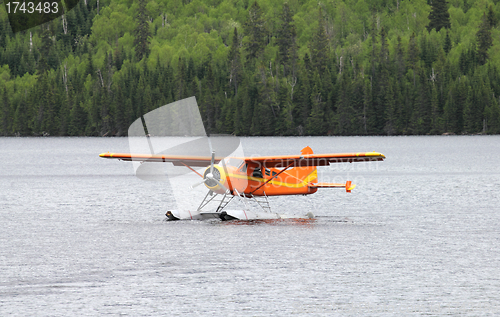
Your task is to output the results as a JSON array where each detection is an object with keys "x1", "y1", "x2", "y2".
[
  {"x1": 427, "y1": 0, "x2": 451, "y2": 32},
  {"x1": 477, "y1": 12, "x2": 493, "y2": 66},
  {"x1": 1, "y1": 0, "x2": 500, "y2": 137},
  {"x1": 134, "y1": 0, "x2": 151, "y2": 61}
]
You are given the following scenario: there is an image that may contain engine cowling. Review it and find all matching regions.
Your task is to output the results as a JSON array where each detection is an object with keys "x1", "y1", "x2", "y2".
[{"x1": 203, "y1": 165, "x2": 227, "y2": 194}]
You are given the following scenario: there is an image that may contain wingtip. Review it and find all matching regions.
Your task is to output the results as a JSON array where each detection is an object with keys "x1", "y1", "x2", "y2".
[{"x1": 367, "y1": 151, "x2": 386, "y2": 159}]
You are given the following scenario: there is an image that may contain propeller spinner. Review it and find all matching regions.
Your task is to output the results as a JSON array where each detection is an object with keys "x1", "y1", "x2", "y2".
[{"x1": 191, "y1": 151, "x2": 229, "y2": 193}]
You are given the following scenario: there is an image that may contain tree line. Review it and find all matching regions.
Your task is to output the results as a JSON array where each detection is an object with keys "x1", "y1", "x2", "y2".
[{"x1": 1, "y1": 0, "x2": 500, "y2": 136}]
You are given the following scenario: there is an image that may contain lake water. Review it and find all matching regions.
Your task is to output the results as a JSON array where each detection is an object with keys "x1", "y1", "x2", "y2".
[{"x1": 1, "y1": 136, "x2": 499, "y2": 315}]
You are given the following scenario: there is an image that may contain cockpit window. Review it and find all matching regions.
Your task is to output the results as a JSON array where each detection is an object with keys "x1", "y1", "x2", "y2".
[{"x1": 240, "y1": 163, "x2": 247, "y2": 173}]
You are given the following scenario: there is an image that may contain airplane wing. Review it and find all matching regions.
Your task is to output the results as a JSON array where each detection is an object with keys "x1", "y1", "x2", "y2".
[
  {"x1": 243, "y1": 152, "x2": 386, "y2": 168},
  {"x1": 99, "y1": 151, "x2": 385, "y2": 168},
  {"x1": 99, "y1": 153, "x2": 220, "y2": 167}
]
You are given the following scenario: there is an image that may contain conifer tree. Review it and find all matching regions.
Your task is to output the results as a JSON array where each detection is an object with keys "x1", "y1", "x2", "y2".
[
  {"x1": 444, "y1": 31, "x2": 452, "y2": 54},
  {"x1": 134, "y1": 0, "x2": 151, "y2": 61},
  {"x1": 309, "y1": 9, "x2": 329, "y2": 75},
  {"x1": 444, "y1": 77, "x2": 467, "y2": 133},
  {"x1": 1, "y1": 88, "x2": 9, "y2": 135},
  {"x1": 277, "y1": 3, "x2": 297, "y2": 77},
  {"x1": 485, "y1": 100, "x2": 500, "y2": 133},
  {"x1": 292, "y1": 54, "x2": 312, "y2": 133},
  {"x1": 175, "y1": 57, "x2": 186, "y2": 100},
  {"x1": 459, "y1": 45, "x2": 477, "y2": 75},
  {"x1": 69, "y1": 101, "x2": 88, "y2": 136},
  {"x1": 306, "y1": 72, "x2": 326, "y2": 135},
  {"x1": 86, "y1": 47, "x2": 95, "y2": 77},
  {"x1": 377, "y1": 27, "x2": 391, "y2": 134},
  {"x1": 335, "y1": 71, "x2": 353, "y2": 135},
  {"x1": 487, "y1": 5, "x2": 498, "y2": 29},
  {"x1": 244, "y1": 2, "x2": 266, "y2": 66},
  {"x1": 201, "y1": 63, "x2": 216, "y2": 134},
  {"x1": 427, "y1": 0, "x2": 451, "y2": 32},
  {"x1": 228, "y1": 28, "x2": 242, "y2": 96},
  {"x1": 429, "y1": 84, "x2": 441, "y2": 134},
  {"x1": 275, "y1": 86, "x2": 293, "y2": 135},
  {"x1": 13, "y1": 99, "x2": 30, "y2": 135},
  {"x1": 37, "y1": 26, "x2": 53, "y2": 74},
  {"x1": 477, "y1": 12, "x2": 493, "y2": 65},
  {"x1": 0, "y1": 20, "x2": 5, "y2": 50}
]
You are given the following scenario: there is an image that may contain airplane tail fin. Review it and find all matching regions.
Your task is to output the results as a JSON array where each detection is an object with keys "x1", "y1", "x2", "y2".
[{"x1": 285, "y1": 146, "x2": 318, "y2": 184}]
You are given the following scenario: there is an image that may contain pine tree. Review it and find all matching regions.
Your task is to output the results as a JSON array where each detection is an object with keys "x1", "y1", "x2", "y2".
[
  {"x1": 485, "y1": 100, "x2": 500, "y2": 133},
  {"x1": 459, "y1": 44, "x2": 477, "y2": 75},
  {"x1": 1, "y1": 88, "x2": 9, "y2": 135},
  {"x1": 292, "y1": 57, "x2": 311, "y2": 134},
  {"x1": 0, "y1": 19, "x2": 5, "y2": 50},
  {"x1": 477, "y1": 12, "x2": 493, "y2": 65},
  {"x1": 444, "y1": 30, "x2": 452, "y2": 54},
  {"x1": 37, "y1": 26, "x2": 53, "y2": 74},
  {"x1": 309, "y1": 9, "x2": 329, "y2": 75},
  {"x1": 306, "y1": 72, "x2": 326, "y2": 135},
  {"x1": 464, "y1": 74, "x2": 489, "y2": 133},
  {"x1": 487, "y1": 5, "x2": 498, "y2": 28},
  {"x1": 275, "y1": 85, "x2": 294, "y2": 135},
  {"x1": 201, "y1": 63, "x2": 216, "y2": 135},
  {"x1": 383, "y1": 78, "x2": 397, "y2": 135},
  {"x1": 100, "y1": 87, "x2": 111, "y2": 136},
  {"x1": 251, "y1": 65, "x2": 276, "y2": 135},
  {"x1": 134, "y1": 0, "x2": 151, "y2": 61},
  {"x1": 277, "y1": 3, "x2": 298, "y2": 77},
  {"x1": 377, "y1": 27, "x2": 391, "y2": 134},
  {"x1": 228, "y1": 28, "x2": 242, "y2": 96},
  {"x1": 13, "y1": 99, "x2": 30, "y2": 135},
  {"x1": 241, "y1": 83, "x2": 255, "y2": 135},
  {"x1": 335, "y1": 71, "x2": 353, "y2": 135},
  {"x1": 69, "y1": 101, "x2": 88, "y2": 136},
  {"x1": 175, "y1": 57, "x2": 186, "y2": 100},
  {"x1": 86, "y1": 47, "x2": 95, "y2": 77},
  {"x1": 244, "y1": 1, "x2": 266, "y2": 66},
  {"x1": 444, "y1": 77, "x2": 467, "y2": 133},
  {"x1": 429, "y1": 84, "x2": 441, "y2": 134},
  {"x1": 427, "y1": 0, "x2": 451, "y2": 32}
]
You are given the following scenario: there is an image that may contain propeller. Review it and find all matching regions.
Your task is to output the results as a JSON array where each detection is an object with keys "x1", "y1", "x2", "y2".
[{"x1": 190, "y1": 151, "x2": 229, "y2": 192}]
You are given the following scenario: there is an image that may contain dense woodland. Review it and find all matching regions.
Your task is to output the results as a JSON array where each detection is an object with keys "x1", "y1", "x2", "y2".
[{"x1": 1, "y1": 0, "x2": 500, "y2": 136}]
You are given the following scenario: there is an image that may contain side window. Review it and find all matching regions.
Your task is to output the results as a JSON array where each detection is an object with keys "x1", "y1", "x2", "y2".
[
  {"x1": 252, "y1": 167, "x2": 263, "y2": 178},
  {"x1": 265, "y1": 168, "x2": 271, "y2": 176}
]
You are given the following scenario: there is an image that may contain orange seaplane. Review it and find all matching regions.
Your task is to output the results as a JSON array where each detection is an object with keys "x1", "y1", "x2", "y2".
[{"x1": 100, "y1": 146, "x2": 385, "y2": 221}]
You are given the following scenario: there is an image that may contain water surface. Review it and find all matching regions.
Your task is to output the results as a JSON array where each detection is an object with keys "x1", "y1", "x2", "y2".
[{"x1": 1, "y1": 136, "x2": 499, "y2": 315}]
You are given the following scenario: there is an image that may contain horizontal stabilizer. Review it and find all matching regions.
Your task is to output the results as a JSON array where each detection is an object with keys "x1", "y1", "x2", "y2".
[{"x1": 309, "y1": 181, "x2": 356, "y2": 192}]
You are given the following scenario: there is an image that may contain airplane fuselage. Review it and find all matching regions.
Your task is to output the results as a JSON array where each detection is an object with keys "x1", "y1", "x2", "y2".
[{"x1": 203, "y1": 160, "x2": 318, "y2": 196}]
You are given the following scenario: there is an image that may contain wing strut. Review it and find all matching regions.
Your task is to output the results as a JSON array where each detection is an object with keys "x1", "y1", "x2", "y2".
[{"x1": 181, "y1": 162, "x2": 203, "y2": 178}]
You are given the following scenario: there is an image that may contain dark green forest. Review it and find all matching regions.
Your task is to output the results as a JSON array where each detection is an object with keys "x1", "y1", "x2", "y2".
[{"x1": 1, "y1": 0, "x2": 500, "y2": 136}]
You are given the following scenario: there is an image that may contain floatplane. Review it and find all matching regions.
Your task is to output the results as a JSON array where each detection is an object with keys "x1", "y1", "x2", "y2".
[
  {"x1": 99, "y1": 96, "x2": 385, "y2": 221},
  {"x1": 100, "y1": 146, "x2": 385, "y2": 221}
]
